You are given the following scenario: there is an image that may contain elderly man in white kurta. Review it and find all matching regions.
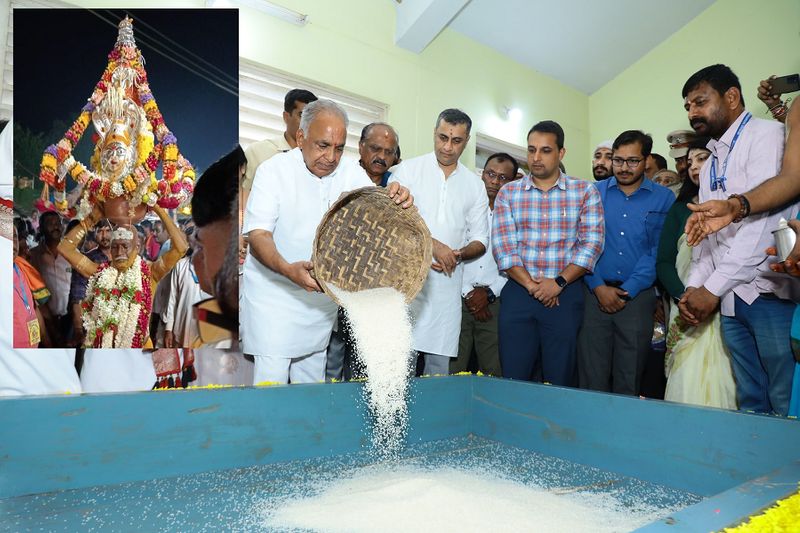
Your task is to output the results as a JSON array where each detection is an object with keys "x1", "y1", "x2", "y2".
[
  {"x1": 242, "y1": 100, "x2": 413, "y2": 384},
  {"x1": 389, "y1": 109, "x2": 489, "y2": 376}
]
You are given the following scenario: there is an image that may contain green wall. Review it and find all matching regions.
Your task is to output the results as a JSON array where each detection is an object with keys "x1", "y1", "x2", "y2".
[
  {"x1": 590, "y1": 0, "x2": 800, "y2": 166},
  {"x1": 238, "y1": 0, "x2": 590, "y2": 175}
]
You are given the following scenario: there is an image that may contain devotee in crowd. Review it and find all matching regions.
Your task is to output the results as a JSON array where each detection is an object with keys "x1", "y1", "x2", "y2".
[
  {"x1": 389, "y1": 108, "x2": 488, "y2": 376},
  {"x1": 0, "y1": 120, "x2": 82, "y2": 396},
  {"x1": 591, "y1": 140, "x2": 614, "y2": 181},
  {"x1": 58, "y1": 202, "x2": 187, "y2": 348},
  {"x1": 678, "y1": 64, "x2": 798, "y2": 416},
  {"x1": 451, "y1": 152, "x2": 520, "y2": 377},
  {"x1": 242, "y1": 88, "x2": 318, "y2": 208},
  {"x1": 29, "y1": 210, "x2": 72, "y2": 344},
  {"x1": 68, "y1": 218, "x2": 111, "y2": 347},
  {"x1": 243, "y1": 100, "x2": 413, "y2": 384},
  {"x1": 141, "y1": 220, "x2": 161, "y2": 261},
  {"x1": 13, "y1": 224, "x2": 43, "y2": 348},
  {"x1": 652, "y1": 169, "x2": 683, "y2": 197},
  {"x1": 494, "y1": 121, "x2": 604, "y2": 385},
  {"x1": 191, "y1": 146, "x2": 242, "y2": 348},
  {"x1": 666, "y1": 129, "x2": 697, "y2": 184},
  {"x1": 645, "y1": 152, "x2": 668, "y2": 179},
  {"x1": 656, "y1": 138, "x2": 736, "y2": 408},
  {"x1": 578, "y1": 130, "x2": 674, "y2": 396},
  {"x1": 358, "y1": 122, "x2": 400, "y2": 187},
  {"x1": 164, "y1": 228, "x2": 210, "y2": 348}
]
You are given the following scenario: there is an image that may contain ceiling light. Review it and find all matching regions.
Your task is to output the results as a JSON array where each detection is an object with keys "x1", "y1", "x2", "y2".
[{"x1": 504, "y1": 106, "x2": 522, "y2": 122}]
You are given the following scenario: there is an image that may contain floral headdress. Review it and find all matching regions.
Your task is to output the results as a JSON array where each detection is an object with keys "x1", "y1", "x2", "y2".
[{"x1": 39, "y1": 16, "x2": 195, "y2": 218}]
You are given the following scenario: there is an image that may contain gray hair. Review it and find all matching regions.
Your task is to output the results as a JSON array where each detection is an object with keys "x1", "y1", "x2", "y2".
[
  {"x1": 299, "y1": 99, "x2": 349, "y2": 134},
  {"x1": 359, "y1": 122, "x2": 400, "y2": 146}
]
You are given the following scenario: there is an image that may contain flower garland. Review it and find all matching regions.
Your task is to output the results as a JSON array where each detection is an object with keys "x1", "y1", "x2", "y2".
[
  {"x1": 82, "y1": 257, "x2": 152, "y2": 348},
  {"x1": 38, "y1": 17, "x2": 195, "y2": 217},
  {"x1": 723, "y1": 487, "x2": 800, "y2": 532}
]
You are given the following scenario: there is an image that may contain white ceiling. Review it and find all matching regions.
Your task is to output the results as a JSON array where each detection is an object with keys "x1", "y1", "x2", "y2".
[{"x1": 400, "y1": 0, "x2": 717, "y2": 94}]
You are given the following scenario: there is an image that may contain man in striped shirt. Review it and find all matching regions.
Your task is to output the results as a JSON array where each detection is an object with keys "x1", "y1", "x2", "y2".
[{"x1": 492, "y1": 120, "x2": 605, "y2": 386}]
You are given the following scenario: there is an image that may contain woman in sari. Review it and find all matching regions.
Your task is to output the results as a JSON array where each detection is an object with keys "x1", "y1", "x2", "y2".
[{"x1": 656, "y1": 140, "x2": 737, "y2": 408}]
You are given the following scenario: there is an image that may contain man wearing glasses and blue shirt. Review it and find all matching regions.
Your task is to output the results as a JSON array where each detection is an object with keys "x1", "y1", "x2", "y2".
[{"x1": 578, "y1": 130, "x2": 674, "y2": 396}]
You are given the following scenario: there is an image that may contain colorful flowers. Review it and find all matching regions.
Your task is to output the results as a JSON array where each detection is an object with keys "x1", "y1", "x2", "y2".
[{"x1": 37, "y1": 16, "x2": 195, "y2": 219}]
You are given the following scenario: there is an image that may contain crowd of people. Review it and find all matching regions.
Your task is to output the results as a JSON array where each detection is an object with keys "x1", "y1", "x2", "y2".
[{"x1": 241, "y1": 64, "x2": 800, "y2": 418}]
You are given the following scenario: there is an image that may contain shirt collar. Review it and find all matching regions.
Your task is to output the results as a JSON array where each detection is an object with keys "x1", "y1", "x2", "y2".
[
  {"x1": 607, "y1": 175, "x2": 655, "y2": 192},
  {"x1": 709, "y1": 109, "x2": 748, "y2": 154},
  {"x1": 522, "y1": 171, "x2": 568, "y2": 191}
]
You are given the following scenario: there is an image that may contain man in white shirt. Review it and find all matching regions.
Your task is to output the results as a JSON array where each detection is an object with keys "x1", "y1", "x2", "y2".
[
  {"x1": 29, "y1": 210, "x2": 72, "y2": 343},
  {"x1": 243, "y1": 99, "x2": 413, "y2": 384},
  {"x1": 390, "y1": 109, "x2": 490, "y2": 376},
  {"x1": 679, "y1": 64, "x2": 799, "y2": 415},
  {"x1": 451, "y1": 153, "x2": 519, "y2": 376},
  {"x1": 242, "y1": 89, "x2": 318, "y2": 208}
]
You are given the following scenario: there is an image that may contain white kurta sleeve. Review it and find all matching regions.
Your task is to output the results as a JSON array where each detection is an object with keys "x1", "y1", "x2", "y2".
[
  {"x1": 163, "y1": 262, "x2": 179, "y2": 331},
  {"x1": 243, "y1": 157, "x2": 281, "y2": 233},
  {"x1": 466, "y1": 182, "x2": 490, "y2": 249}
]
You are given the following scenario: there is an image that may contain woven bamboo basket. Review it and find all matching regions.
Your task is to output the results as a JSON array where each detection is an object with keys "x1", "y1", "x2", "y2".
[{"x1": 313, "y1": 186, "x2": 432, "y2": 305}]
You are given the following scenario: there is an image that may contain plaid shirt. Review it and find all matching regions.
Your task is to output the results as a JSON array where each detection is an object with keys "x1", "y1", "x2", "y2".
[{"x1": 492, "y1": 173, "x2": 605, "y2": 279}]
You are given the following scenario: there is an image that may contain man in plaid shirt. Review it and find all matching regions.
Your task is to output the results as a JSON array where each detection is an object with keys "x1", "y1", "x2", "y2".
[{"x1": 492, "y1": 120, "x2": 605, "y2": 386}]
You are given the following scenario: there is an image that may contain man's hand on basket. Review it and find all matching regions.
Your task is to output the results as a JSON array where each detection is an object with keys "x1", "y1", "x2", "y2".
[
  {"x1": 432, "y1": 240, "x2": 459, "y2": 276},
  {"x1": 386, "y1": 182, "x2": 414, "y2": 209},
  {"x1": 285, "y1": 260, "x2": 322, "y2": 292}
]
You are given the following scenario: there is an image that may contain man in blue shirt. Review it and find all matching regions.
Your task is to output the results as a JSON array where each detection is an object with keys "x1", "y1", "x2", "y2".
[{"x1": 577, "y1": 130, "x2": 675, "y2": 395}]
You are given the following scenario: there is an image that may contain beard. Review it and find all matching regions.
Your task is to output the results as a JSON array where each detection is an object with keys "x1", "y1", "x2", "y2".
[
  {"x1": 592, "y1": 166, "x2": 611, "y2": 180},
  {"x1": 690, "y1": 106, "x2": 729, "y2": 139}
]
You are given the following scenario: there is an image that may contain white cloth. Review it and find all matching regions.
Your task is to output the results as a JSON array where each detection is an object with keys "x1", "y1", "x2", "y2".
[
  {"x1": 79, "y1": 349, "x2": 157, "y2": 393},
  {"x1": 29, "y1": 244, "x2": 72, "y2": 317},
  {"x1": 687, "y1": 111, "x2": 800, "y2": 316},
  {"x1": 461, "y1": 208, "x2": 506, "y2": 297},
  {"x1": 194, "y1": 349, "x2": 254, "y2": 386},
  {"x1": 389, "y1": 152, "x2": 489, "y2": 357},
  {"x1": 242, "y1": 148, "x2": 372, "y2": 356},
  {"x1": 163, "y1": 256, "x2": 210, "y2": 347},
  {"x1": 0, "y1": 238, "x2": 81, "y2": 396},
  {"x1": 253, "y1": 350, "x2": 326, "y2": 385}
]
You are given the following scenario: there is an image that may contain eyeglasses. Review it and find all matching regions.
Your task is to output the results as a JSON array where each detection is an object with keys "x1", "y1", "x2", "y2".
[
  {"x1": 611, "y1": 157, "x2": 644, "y2": 168},
  {"x1": 483, "y1": 169, "x2": 515, "y2": 182}
]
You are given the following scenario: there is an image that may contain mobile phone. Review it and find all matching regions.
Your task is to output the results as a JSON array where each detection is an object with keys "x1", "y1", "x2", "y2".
[{"x1": 769, "y1": 74, "x2": 800, "y2": 95}]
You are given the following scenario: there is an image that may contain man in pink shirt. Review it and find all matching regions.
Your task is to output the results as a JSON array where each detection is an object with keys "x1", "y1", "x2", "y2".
[{"x1": 679, "y1": 64, "x2": 799, "y2": 415}]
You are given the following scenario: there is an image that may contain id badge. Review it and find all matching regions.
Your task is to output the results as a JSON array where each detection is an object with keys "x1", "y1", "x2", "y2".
[{"x1": 27, "y1": 319, "x2": 41, "y2": 346}]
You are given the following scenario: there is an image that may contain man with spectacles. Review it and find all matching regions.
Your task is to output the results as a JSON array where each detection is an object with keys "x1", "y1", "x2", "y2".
[
  {"x1": 493, "y1": 121, "x2": 604, "y2": 386},
  {"x1": 578, "y1": 130, "x2": 674, "y2": 396},
  {"x1": 451, "y1": 152, "x2": 519, "y2": 377},
  {"x1": 678, "y1": 64, "x2": 798, "y2": 416},
  {"x1": 592, "y1": 140, "x2": 614, "y2": 181}
]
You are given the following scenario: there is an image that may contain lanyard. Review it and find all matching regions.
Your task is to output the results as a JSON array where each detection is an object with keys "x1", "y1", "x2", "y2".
[
  {"x1": 13, "y1": 264, "x2": 31, "y2": 312},
  {"x1": 710, "y1": 112, "x2": 751, "y2": 192},
  {"x1": 189, "y1": 263, "x2": 199, "y2": 284}
]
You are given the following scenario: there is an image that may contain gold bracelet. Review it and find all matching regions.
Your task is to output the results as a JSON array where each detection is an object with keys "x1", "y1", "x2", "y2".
[{"x1": 77, "y1": 256, "x2": 93, "y2": 273}]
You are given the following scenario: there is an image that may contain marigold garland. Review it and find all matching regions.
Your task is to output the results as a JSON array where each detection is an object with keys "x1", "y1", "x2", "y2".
[{"x1": 722, "y1": 487, "x2": 800, "y2": 532}]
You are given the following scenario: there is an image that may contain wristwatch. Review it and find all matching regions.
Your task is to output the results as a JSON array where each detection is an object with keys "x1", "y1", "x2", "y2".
[
  {"x1": 554, "y1": 275, "x2": 568, "y2": 289},
  {"x1": 485, "y1": 287, "x2": 496, "y2": 304}
]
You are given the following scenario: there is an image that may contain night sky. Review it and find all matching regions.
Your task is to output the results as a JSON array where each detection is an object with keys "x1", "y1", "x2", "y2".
[{"x1": 13, "y1": 8, "x2": 239, "y2": 180}]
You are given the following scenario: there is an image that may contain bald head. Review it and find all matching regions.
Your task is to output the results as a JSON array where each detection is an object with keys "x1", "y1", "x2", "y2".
[{"x1": 359, "y1": 123, "x2": 399, "y2": 184}]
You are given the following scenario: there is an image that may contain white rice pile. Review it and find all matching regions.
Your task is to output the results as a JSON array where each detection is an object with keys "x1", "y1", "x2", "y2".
[
  {"x1": 263, "y1": 465, "x2": 665, "y2": 533},
  {"x1": 328, "y1": 285, "x2": 413, "y2": 458}
]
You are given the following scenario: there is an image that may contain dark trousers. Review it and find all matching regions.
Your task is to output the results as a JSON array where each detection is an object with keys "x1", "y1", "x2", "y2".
[
  {"x1": 498, "y1": 279, "x2": 583, "y2": 386},
  {"x1": 577, "y1": 285, "x2": 657, "y2": 395},
  {"x1": 451, "y1": 297, "x2": 502, "y2": 376}
]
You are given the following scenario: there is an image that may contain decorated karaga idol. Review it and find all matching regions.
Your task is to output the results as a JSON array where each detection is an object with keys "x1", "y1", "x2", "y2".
[{"x1": 39, "y1": 17, "x2": 191, "y2": 348}]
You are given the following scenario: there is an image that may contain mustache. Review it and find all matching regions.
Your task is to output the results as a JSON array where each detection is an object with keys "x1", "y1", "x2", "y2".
[
  {"x1": 371, "y1": 158, "x2": 387, "y2": 168},
  {"x1": 691, "y1": 118, "x2": 707, "y2": 129}
]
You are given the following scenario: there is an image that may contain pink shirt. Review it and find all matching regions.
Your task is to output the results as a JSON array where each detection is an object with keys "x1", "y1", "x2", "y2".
[
  {"x1": 688, "y1": 111, "x2": 800, "y2": 315},
  {"x1": 13, "y1": 265, "x2": 38, "y2": 348}
]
